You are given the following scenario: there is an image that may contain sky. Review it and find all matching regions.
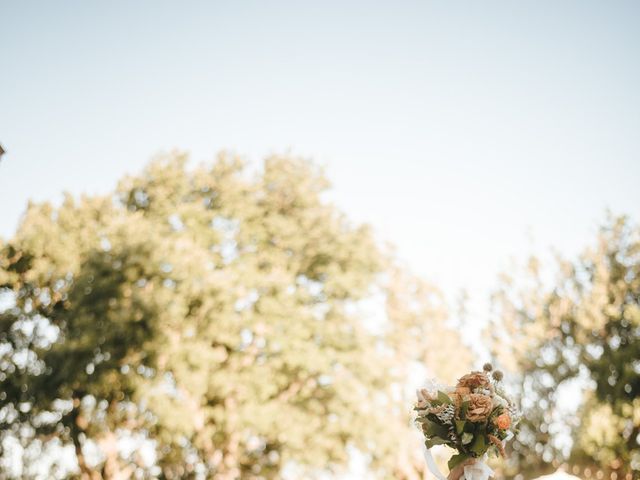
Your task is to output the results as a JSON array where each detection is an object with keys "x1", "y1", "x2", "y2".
[{"x1": 1, "y1": 0, "x2": 640, "y2": 323}]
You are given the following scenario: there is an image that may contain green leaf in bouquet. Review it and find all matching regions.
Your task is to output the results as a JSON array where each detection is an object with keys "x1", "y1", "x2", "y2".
[
  {"x1": 437, "y1": 390, "x2": 453, "y2": 405},
  {"x1": 448, "y1": 453, "x2": 471, "y2": 472},
  {"x1": 455, "y1": 420, "x2": 466, "y2": 435},
  {"x1": 459, "y1": 400, "x2": 470, "y2": 419},
  {"x1": 470, "y1": 434, "x2": 487, "y2": 456},
  {"x1": 425, "y1": 437, "x2": 448, "y2": 449},
  {"x1": 420, "y1": 419, "x2": 434, "y2": 434},
  {"x1": 423, "y1": 419, "x2": 449, "y2": 439},
  {"x1": 415, "y1": 415, "x2": 431, "y2": 424},
  {"x1": 463, "y1": 420, "x2": 476, "y2": 433},
  {"x1": 461, "y1": 432, "x2": 474, "y2": 445}
]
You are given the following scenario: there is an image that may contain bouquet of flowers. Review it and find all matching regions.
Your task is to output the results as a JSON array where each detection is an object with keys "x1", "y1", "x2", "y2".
[{"x1": 414, "y1": 364, "x2": 520, "y2": 480}]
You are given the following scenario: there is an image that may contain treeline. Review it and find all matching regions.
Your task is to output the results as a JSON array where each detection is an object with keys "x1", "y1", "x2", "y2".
[{"x1": 0, "y1": 153, "x2": 637, "y2": 479}]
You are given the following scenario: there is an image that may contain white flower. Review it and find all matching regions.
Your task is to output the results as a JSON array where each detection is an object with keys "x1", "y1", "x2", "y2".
[{"x1": 492, "y1": 394, "x2": 508, "y2": 408}]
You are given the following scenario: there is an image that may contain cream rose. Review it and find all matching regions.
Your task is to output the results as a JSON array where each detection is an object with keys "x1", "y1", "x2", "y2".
[
  {"x1": 456, "y1": 371, "x2": 491, "y2": 391},
  {"x1": 466, "y1": 393, "x2": 493, "y2": 422}
]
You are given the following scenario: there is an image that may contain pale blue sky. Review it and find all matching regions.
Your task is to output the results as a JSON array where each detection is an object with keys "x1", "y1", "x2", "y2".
[{"x1": 1, "y1": 0, "x2": 639, "y2": 314}]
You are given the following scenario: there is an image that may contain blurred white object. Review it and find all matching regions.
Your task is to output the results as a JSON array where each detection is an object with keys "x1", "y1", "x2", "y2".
[
  {"x1": 461, "y1": 456, "x2": 493, "y2": 480},
  {"x1": 532, "y1": 469, "x2": 581, "y2": 480},
  {"x1": 422, "y1": 447, "x2": 494, "y2": 480}
]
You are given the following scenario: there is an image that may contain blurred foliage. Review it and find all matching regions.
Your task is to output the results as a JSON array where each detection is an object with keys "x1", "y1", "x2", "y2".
[
  {"x1": 0, "y1": 152, "x2": 470, "y2": 479},
  {"x1": 488, "y1": 215, "x2": 640, "y2": 478}
]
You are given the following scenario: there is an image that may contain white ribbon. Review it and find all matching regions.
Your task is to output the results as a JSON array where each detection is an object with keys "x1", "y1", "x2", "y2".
[
  {"x1": 462, "y1": 456, "x2": 494, "y2": 480},
  {"x1": 422, "y1": 447, "x2": 494, "y2": 480},
  {"x1": 421, "y1": 444, "x2": 448, "y2": 480}
]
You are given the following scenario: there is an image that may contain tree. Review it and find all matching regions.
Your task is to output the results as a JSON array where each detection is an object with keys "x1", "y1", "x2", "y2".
[
  {"x1": 0, "y1": 152, "x2": 470, "y2": 479},
  {"x1": 487, "y1": 215, "x2": 640, "y2": 478}
]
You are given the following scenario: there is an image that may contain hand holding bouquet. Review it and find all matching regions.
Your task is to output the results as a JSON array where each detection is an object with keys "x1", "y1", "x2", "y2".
[{"x1": 414, "y1": 364, "x2": 520, "y2": 480}]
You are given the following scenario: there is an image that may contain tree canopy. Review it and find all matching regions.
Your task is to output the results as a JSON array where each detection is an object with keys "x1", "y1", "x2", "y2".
[
  {"x1": 0, "y1": 152, "x2": 470, "y2": 479},
  {"x1": 488, "y1": 216, "x2": 640, "y2": 478}
]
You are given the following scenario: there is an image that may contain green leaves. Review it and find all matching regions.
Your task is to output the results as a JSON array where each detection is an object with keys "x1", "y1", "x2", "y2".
[
  {"x1": 448, "y1": 453, "x2": 471, "y2": 471},
  {"x1": 437, "y1": 390, "x2": 453, "y2": 405},
  {"x1": 459, "y1": 399, "x2": 470, "y2": 419},
  {"x1": 422, "y1": 419, "x2": 450, "y2": 440},
  {"x1": 470, "y1": 433, "x2": 487, "y2": 456},
  {"x1": 425, "y1": 437, "x2": 448, "y2": 449}
]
